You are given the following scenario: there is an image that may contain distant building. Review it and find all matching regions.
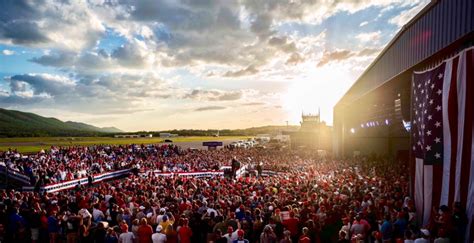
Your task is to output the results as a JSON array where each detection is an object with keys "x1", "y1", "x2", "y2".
[
  {"x1": 159, "y1": 133, "x2": 178, "y2": 138},
  {"x1": 284, "y1": 111, "x2": 332, "y2": 151},
  {"x1": 255, "y1": 134, "x2": 271, "y2": 143}
]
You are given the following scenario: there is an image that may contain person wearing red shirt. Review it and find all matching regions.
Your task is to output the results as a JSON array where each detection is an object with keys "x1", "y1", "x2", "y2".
[
  {"x1": 282, "y1": 211, "x2": 300, "y2": 243},
  {"x1": 298, "y1": 227, "x2": 311, "y2": 243},
  {"x1": 137, "y1": 218, "x2": 153, "y2": 243},
  {"x1": 177, "y1": 218, "x2": 192, "y2": 243}
]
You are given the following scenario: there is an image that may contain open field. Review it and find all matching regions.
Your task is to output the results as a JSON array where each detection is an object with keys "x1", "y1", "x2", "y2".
[{"x1": 0, "y1": 136, "x2": 250, "y2": 153}]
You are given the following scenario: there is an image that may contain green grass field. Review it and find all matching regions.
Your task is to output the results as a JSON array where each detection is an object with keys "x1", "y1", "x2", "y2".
[{"x1": 0, "y1": 136, "x2": 250, "y2": 153}]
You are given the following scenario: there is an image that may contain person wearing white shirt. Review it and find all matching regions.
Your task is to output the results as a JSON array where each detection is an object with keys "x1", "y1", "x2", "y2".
[
  {"x1": 119, "y1": 225, "x2": 135, "y2": 243},
  {"x1": 152, "y1": 225, "x2": 167, "y2": 243},
  {"x1": 223, "y1": 227, "x2": 238, "y2": 243},
  {"x1": 414, "y1": 229, "x2": 430, "y2": 243}
]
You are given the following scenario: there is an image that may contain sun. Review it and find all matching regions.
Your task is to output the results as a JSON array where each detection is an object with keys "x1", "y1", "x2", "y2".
[{"x1": 281, "y1": 65, "x2": 354, "y2": 125}]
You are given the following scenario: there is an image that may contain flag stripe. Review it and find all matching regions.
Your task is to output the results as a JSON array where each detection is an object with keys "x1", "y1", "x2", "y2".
[
  {"x1": 460, "y1": 50, "x2": 473, "y2": 206},
  {"x1": 423, "y1": 165, "x2": 433, "y2": 226},
  {"x1": 440, "y1": 57, "x2": 453, "y2": 207},
  {"x1": 467, "y1": 102, "x2": 474, "y2": 243},
  {"x1": 466, "y1": 49, "x2": 474, "y2": 243},
  {"x1": 431, "y1": 164, "x2": 443, "y2": 217},
  {"x1": 454, "y1": 51, "x2": 467, "y2": 203},
  {"x1": 415, "y1": 158, "x2": 424, "y2": 224},
  {"x1": 447, "y1": 57, "x2": 459, "y2": 207}
]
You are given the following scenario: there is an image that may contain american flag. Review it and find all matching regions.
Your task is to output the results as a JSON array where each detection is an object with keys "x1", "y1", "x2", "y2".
[{"x1": 410, "y1": 47, "x2": 474, "y2": 242}]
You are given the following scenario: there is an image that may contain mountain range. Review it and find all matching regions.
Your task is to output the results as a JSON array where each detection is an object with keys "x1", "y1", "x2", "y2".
[{"x1": 0, "y1": 108, "x2": 122, "y2": 137}]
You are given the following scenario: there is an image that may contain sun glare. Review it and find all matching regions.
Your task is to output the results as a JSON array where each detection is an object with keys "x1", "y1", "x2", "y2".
[{"x1": 282, "y1": 65, "x2": 353, "y2": 125}]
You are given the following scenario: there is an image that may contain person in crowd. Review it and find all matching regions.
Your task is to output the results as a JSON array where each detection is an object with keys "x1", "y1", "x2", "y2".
[
  {"x1": 433, "y1": 228, "x2": 449, "y2": 243},
  {"x1": 279, "y1": 230, "x2": 292, "y2": 243},
  {"x1": 282, "y1": 211, "x2": 299, "y2": 243},
  {"x1": 137, "y1": 218, "x2": 153, "y2": 243},
  {"x1": 48, "y1": 210, "x2": 60, "y2": 243},
  {"x1": 260, "y1": 225, "x2": 277, "y2": 243},
  {"x1": 298, "y1": 227, "x2": 311, "y2": 243},
  {"x1": 94, "y1": 222, "x2": 108, "y2": 243},
  {"x1": 233, "y1": 229, "x2": 249, "y2": 243},
  {"x1": 164, "y1": 224, "x2": 177, "y2": 243},
  {"x1": 380, "y1": 214, "x2": 393, "y2": 241},
  {"x1": 177, "y1": 218, "x2": 192, "y2": 243},
  {"x1": 105, "y1": 227, "x2": 119, "y2": 243},
  {"x1": 338, "y1": 230, "x2": 350, "y2": 243},
  {"x1": 118, "y1": 224, "x2": 135, "y2": 243},
  {"x1": 151, "y1": 225, "x2": 166, "y2": 243},
  {"x1": 414, "y1": 229, "x2": 430, "y2": 243},
  {"x1": 215, "y1": 229, "x2": 228, "y2": 243}
]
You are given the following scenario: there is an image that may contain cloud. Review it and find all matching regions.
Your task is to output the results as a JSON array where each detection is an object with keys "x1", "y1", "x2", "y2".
[
  {"x1": 29, "y1": 51, "x2": 77, "y2": 67},
  {"x1": 358, "y1": 48, "x2": 381, "y2": 56},
  {"x1": 0, "y1": 0, "x2": 105, "y2": 50},
  {"x1": 224, "y1": 65, "x2": 259, "y2": 77},
  {"x1": 184, "y1": 89, "x2": 243, "y2": 101},
  {"x1": 194, "y1": 106, "x2": 227, "y2": 112},
  {"x1": 389, "y1": 1, "x2": 430, "y2": 27},
  {"x1": 355, "y1": 31, "x2": 381, "y2": 43},
  {"x1": 242, "y1": 102, "x2": 265, "y2": 106},
  {"x1": 2, "y1": 49, "x2": 15, "y2": 55},
  {"x1": 29, "y1": 38, "x2": 156, "y2": 74},
  {"x1": 359, "y1": 21, "x2": 369, "y2": 27},
  {"x1": 8, "y1": 73, "x2": 75, "y2": 97},
  {"x1": 286, "y1": 53, "x2": 305, "y2": 65},
  {"x1": 2, "y1": 72, "x2": 174, "y2": 113},
  {"x1": 317, "y1": 47, "x2": 381, "y2": 67},
  {"x1": 317, "y1": 50, "x2": 354, "y2": 67},
  {"x1": 111, "y1": 40, "x2": 153, "y2": 68},
  {"x1": 9, "y1": 0, "x2": 411, "y2": 77}
]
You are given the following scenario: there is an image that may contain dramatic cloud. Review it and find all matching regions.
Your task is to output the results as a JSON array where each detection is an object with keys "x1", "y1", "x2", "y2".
[
  {"x1": 8, "y1": 73, "x2": 75, "y2": 97},
  {"x1": 194, "y1": 106, "x2": 227, "y2": 112},
  {"x1": 2, "y1": 72, "x2": 174, "y2": 113},
  {"x1": 0, "y1": 0, "x2": 430, "y2": 130},
  {"x1": 0, "y1": 0, "x2": 105, "y2": 50}
]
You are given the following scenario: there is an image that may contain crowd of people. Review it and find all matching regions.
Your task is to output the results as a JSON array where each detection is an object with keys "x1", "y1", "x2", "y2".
[
  {"x1": 0, "y1": 144, "x2": 469, "y2": 243},
  {"x1": 0, "y1": 144, "x2": 244, "y2": 187}
]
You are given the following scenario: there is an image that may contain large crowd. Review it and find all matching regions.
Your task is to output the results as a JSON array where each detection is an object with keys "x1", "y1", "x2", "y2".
[{"x1": 0, "y1": 145, "x2": 469, "y2": 243}]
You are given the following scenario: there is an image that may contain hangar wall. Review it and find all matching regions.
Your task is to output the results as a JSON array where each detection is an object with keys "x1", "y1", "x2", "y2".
[{"x1": 333, "y1": 0, "x2": 474, "y2": 158}]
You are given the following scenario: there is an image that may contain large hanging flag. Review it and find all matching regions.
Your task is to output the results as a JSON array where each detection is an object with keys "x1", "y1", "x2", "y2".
[{"x1": 411, "y1": 47, "x2": 473, "y2": 242}]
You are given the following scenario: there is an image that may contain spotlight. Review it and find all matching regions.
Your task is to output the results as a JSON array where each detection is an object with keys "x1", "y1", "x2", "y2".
[{"x1": 350, "y1": 128, "x2": 355, "y2": 134}]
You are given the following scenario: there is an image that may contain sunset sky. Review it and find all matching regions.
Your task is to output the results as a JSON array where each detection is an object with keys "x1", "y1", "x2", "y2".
[{"x1": 0, "y1": 0, "x2": 429, "y2": 131}]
